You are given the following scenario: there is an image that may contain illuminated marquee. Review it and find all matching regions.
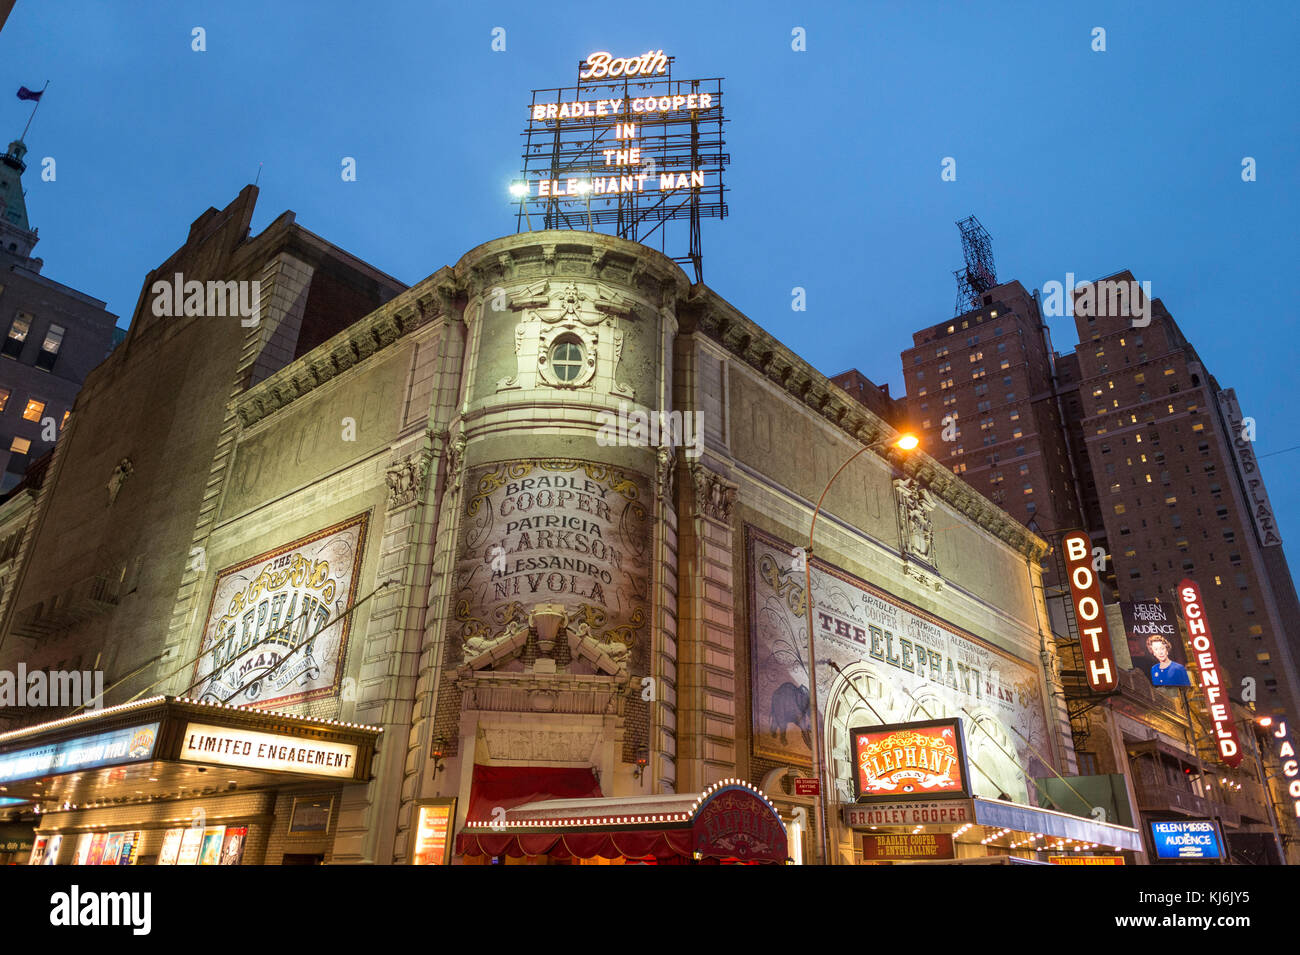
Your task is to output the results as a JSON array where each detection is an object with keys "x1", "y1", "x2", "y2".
[
  {"x1": 178, "y1": 722, "x2": 358, "y2": 779},
  {"x1": 850, "y1": 719, "x2": 970, "y2": 802},
  {"x1": 1176, "y1": 579, "x2": 1242, "y2": 767},
  {"x1": 516, "y1": 50, "x2": 728, "y2": 281},
  {"x1": 1061, "y1": 531, "x2": 1118, "y2": 692}
]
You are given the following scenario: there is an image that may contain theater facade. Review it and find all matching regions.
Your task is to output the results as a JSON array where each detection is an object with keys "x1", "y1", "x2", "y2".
[{"x1": 0, "y1": 191, "x2": 1132, "y2": 862}]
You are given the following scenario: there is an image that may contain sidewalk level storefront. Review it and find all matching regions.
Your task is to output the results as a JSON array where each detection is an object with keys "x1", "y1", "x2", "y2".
[{"x1": 0, "y1": 695, "x2": 380, "y2": 864}]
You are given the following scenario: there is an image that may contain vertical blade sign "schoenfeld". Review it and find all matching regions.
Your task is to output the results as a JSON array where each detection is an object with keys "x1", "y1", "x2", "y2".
[
  {"x1": 1061, "y1": 531, "x2": 1118, "y2": 691},
  {"x1": 1177, "y1": 579, "x2": 1243, "y2": 768}
]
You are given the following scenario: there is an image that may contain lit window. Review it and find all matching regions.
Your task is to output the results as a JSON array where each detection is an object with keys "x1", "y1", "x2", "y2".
[
  {"x1": 0, "y1": 387, "x2": 8, "y2": 411},
  {"x1": 1114, "y1": 504, "x2": 1126, "y2": 514},
  {"x1": 1192, "y1": 422, "x2": 1204, "y2": 432},
  {"x1": 2, "y1": 313, "x2": 31, "y2": 358},
  {"x1": 22, "y1": 398, "x2": 44, "y2": 422},
  {"x1": 9, "y1": 436, "x2": 30, "y2": 454},
  {"x1": 1257, "y1": 652, "x2": 1271, "y2": 663},
  {"x1": 61, "y1": 409, "x2": 70, "y2": 429}
]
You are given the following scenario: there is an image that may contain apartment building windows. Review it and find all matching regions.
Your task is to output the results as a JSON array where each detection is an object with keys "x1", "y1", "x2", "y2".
[
  {"x1": 35, "y1": 324, "x2": 66, "y2": 371},
  {"x1": 3, "y1": 312, "x2": 31, "y2": 359}
]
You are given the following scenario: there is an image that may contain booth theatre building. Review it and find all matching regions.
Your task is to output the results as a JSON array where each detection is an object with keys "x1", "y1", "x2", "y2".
[{"x1": 0, "y1": 189, "x2": 1134, "y2": 864}]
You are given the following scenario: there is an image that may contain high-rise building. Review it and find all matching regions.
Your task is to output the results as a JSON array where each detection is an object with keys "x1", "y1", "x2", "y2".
[
  {"x1": 900, "y1": 280, "x2": 1082, "y2": 587},
  {"x1": 897, "y1": 261, "x2": 1300, "y2": 862},
  {"x1": 0, "y1": 137, "x2": 118, "y2": 492},
  {"x1": 1067, "y1": 271, "x2": 1300, "y2": 723},
  {"x1": 828, "y1": 368, "x2": 906, "y2": 427}
]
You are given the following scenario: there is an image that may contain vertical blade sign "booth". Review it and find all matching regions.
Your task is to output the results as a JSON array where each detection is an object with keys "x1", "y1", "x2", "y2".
[
  {"x1": 1177, "y1": 579, "x2": 1243, "y2": 767},
  {"x1": 1062, "y1": 532, "x2": 1118, "y2": 691}
]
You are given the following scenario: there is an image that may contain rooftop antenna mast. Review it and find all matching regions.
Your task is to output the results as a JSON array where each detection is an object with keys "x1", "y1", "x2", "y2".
[{"x1": 953, "y1": 214, "x2": 997, "y2": 315}]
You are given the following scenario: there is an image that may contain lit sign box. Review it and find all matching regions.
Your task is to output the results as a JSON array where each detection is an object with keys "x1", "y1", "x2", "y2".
[
  {"x1": 1150, "y1": 820, "x2": 1224, "y2": 861},
  {"x1": 0, "y1": 722, "x2": 158, "y2": 784},
  {"x1": 862, "y1": 833, "x2": 954, "y2": 861},
  {"x1": 843, "y1": 801, "x2": 974, "y2": 828},
  {"x1": 179, "y1": 722, "x2": 358, "y2": 779},
  {"x1": 413, "y1": 802, "x2": 455, "y2": 866},
  {"x1": 1176, "y1": 579, "x2": 1242, "y2": 767},
  {"x1": 850, "y1": 719, "x2": 970, "y2": 802},
  {"x1": 1061, "y1": 531, "x2": 1118, "y2": 692},
  {"x1": 1049, "y1": 856, "x2": 1125, "y2": 865}
]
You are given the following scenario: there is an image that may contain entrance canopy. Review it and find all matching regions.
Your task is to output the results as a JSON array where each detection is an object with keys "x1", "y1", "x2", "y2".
[
  {"x1": 843, "y1": 794, "x2": 1142, "y2": 854},
  {"x1": 0, "y1": 695, "x2": 381, "y2": 809},
  {"x1": 457, "y1": 778, "x2": 788, "y2": 863}
]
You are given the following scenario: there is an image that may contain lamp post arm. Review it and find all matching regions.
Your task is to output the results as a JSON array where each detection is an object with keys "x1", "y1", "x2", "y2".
[{"x1": 804, "y1": 437, "x2": 893, "y2": 865}]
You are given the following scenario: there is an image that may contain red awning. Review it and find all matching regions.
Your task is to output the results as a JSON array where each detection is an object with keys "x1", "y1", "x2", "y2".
[
  {"x1": 455, "y1": 779, "x2": 788, "y2": 864},
  {"x1": 464, "y1": 764, "x2": 602, "y2": 824},
  {"x1": 457, "y1": 829, "x2": 694, "y2": 861}
]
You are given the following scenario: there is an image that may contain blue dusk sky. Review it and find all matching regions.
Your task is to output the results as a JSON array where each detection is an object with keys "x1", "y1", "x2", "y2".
[{"x1": 2, "y1": 1, "x2": 1297, "y2": 568}]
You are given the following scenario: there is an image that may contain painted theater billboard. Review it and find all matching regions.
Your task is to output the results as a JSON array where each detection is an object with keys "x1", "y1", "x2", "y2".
[
  {"x1": 1121, "y1": 601, "x2": 1190, "y2": 687},
  {"x1": 453, "y1": 459, "x2": 651, "y2": 666},
  {"x1": 193, "y1": 514, "x2": 369, "y2": 709},
  {"x1": 746, "y1": 527, "x2": 1053, "y2": 804},
  {"x1": 1177, "y1": 579, "x2": 1242, "y2": 767},
  {"x1": 850, "y1": 719, "x2": 970, "y2": 801},
  {"x1": 1061, "y1": 531, "x2": 1118, "y2": 692}
]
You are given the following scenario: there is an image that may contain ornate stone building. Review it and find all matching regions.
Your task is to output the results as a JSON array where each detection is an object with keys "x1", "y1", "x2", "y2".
[{"x1": 0, "y1": 193, "x2": 1124, "y2": 864}]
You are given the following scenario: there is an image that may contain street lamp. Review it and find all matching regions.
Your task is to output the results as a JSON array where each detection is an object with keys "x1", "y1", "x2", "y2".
[
  {"x1": 804, "y1": 431, "x2": 919, "y2": 865},
  {"x1": 510, "y1": 181, "x2": 533, "y2": 231},
  {"x1": 574, "y1": 179, "x2": 593, "y2": 230}
]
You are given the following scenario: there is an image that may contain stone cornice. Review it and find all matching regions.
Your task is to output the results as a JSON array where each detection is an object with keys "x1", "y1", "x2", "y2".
[
  {"x1": 235, "y1": 267, "x2": 455, "y2": 429},
  {"x1": 453, "y1": 230, "x2": 691, "y2": 308},
  {"x1": 684, "y1": 285, "x2": 1048, "y2": 563}
]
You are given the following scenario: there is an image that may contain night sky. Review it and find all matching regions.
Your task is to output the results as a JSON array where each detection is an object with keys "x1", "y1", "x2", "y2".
[{"x1": 5, "y1": 1, "x2": 1297, "y2": 568}]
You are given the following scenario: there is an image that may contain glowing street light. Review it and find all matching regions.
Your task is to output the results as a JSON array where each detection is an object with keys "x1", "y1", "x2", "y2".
[{"x1": 510, "y1": 182, "x2": 533, "y2": 231}]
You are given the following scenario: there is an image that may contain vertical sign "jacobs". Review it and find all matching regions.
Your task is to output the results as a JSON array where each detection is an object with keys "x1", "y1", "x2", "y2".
[
  {"x1": 1062, "y1": 531, "x2": 1118, "y2": 692},
  {"x1": 1177, "y1": 579, "x2": 1243, "y2": 767}
]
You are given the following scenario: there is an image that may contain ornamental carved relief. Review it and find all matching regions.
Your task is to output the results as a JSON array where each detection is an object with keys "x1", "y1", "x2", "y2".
[
  {"x1": 656, "y1": 446, "x2": 676, "y2": 503},
  {"x1": 443, "y1": 431, "x2": 467, "y2": 494},
  {"x1": 893, "y1": 476, "x2": 941, "y2": 589},
  {"x1": 690, "y1": 464, "x2": 737, "y2": 523},
  {"x1": 479, "y1": 726, "x2": 603, "y2": 763},
  {"x1": 107, "y1": 458, "x2": 133, "y2": 506},
  {"x1": 385, "y1": 448, "x2": 432, "y2": 509},
  {"x1": 494, "y1": 279, "x2": 636, "y2": 398}
]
